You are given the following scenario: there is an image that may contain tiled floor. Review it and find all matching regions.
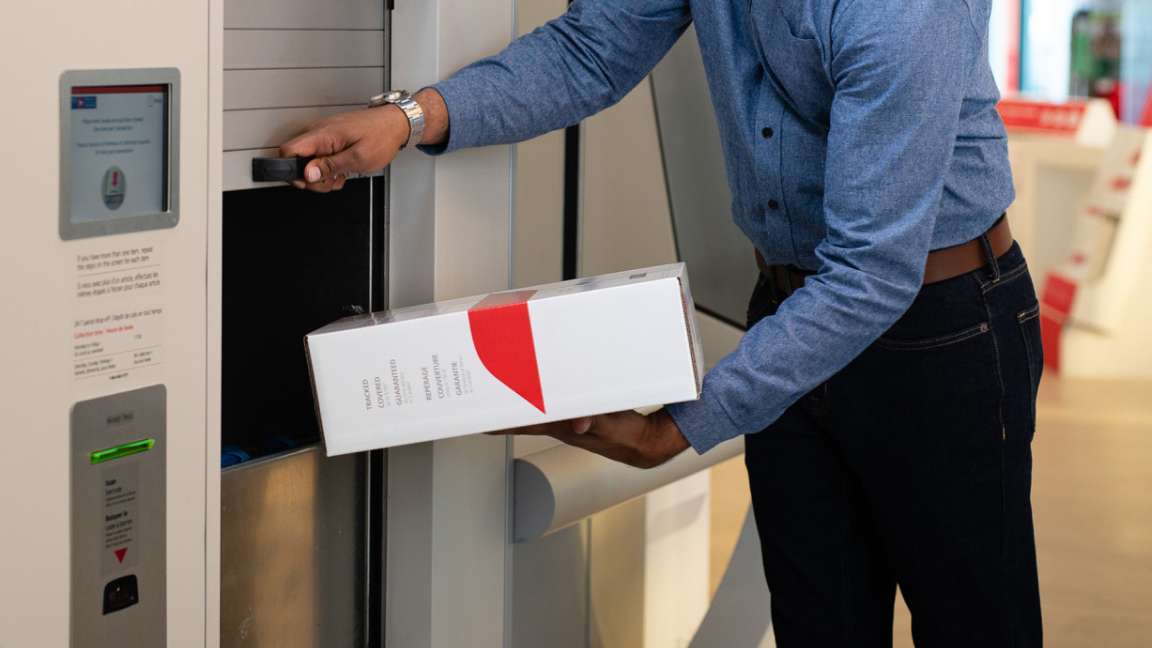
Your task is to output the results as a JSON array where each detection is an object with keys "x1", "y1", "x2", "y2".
[{"x1": 710, "y1": 378, "x2": 1152, "y2": 647}]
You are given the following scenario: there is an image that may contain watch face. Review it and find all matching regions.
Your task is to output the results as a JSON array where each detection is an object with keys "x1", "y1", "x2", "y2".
[{"x1": 371, "y1": 90, "x2": 407, "y2": 106}]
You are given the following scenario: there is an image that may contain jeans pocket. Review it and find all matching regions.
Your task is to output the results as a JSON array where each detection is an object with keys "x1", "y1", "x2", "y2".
[
  {"x1": 854, "y1": 315, "x2": 1003, "y2": 455},
  {"x1": 1018, "y1": 303, "x2": 1044, "y2": 435},
  {"x1": 875, "y1": 321, "x2": 991, "y2": 352}
]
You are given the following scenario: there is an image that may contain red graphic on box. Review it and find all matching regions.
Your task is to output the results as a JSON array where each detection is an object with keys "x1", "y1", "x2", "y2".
[
  {"x1": 1040, "y1": 273, "x2": 1079, "y2": 373},
  {"x1": 114, "y1": 548, "x2": 127, "y2": 563},
  {"x1": 468, "y1": 291, "x2": 546, "y2": 413}
]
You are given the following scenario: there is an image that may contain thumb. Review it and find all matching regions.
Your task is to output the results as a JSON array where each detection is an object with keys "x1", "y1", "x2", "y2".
[
  {"x1": 572, "y1": 417, "x2": 594, "y2": 435},
  {"x1": 305, "y1": 147, "x2": 361, "y2": 183}
]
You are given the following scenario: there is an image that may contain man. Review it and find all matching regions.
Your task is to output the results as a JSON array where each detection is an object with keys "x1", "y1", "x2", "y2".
[{"x1": 283, "y1": 1, "x2": 1043, "y2": 645}]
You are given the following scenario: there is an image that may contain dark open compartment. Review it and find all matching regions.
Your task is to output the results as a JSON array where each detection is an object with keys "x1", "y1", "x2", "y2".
[{"x1": 222, "y1": 179, "x2": 383, "y2": 460}]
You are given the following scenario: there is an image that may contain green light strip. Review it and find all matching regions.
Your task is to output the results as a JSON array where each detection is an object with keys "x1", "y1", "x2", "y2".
[{"x1": 90, "y1": 438, "x2": 155, "y2": 465}]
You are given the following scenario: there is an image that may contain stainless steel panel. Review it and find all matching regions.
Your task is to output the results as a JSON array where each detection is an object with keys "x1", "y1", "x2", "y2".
[
  {"x1": 225, "y1": 30, "x2": 385, "y2": 70},
  {"x1": 220, "y1": 446, "x2": 366, "y2": 648},
  {"x1": 224, "y1": 68, "x2": 385, "y2": 110},
  {"x1": 224, "y1": 105, "x2": 359, "y2": 151},
  {"x1": 71, "y1": 386, "x2": 167, "y2": 648},
  {"x1": 650, "y1": 28, "x2": 759, "y2": 325},
  {"x1": 224, "y1": 0, "x2": 385, "y2": 30}
]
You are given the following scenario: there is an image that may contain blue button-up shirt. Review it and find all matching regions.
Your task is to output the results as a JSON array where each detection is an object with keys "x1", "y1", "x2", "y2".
[{"x1": 430, "y1": 0, "x2": 1015, "y2": 453}]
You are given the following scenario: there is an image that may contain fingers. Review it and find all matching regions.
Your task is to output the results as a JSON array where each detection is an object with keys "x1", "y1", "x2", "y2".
[
  {"x1": 279, "y1": 131, "x2": 347, "y2": 192},
  {"x1": 496, "y1": 421, "x2": 570, "y2": 437},
  {"x1": 280, "y1": 123, "x2": 356, "y2": 190},
  {"x1": 487, "y1": 412, "x2": 676, "y2": 469},
  {"x1": 280, "y1": 127, "x2": 334, "y2": 160},
  {"x1": 309, "y1": 152, "x2": 348, "y2": 183},
  {"x1": 483, "y1": 415, "x2": 659, "y2": 467},
  {"x1": 280, "y1": 107, "x2": 408, "y2": 191},
  {"x1": 291, "y1": 174, "x2": 346, "y2": 194},
  {"x1": 580, "y1": 412, "x2": 642, "y2": 444},
  {"x1": 548, "y1": 429, "x2": 654, "y2": 467},
  {"x1": 293, "y1": 151, "x2": 355, "y2": 193},
  {"x1": 279, "y1": 136, "x2": 317, "y2": 159},
  {"x1": 490, "y1": 418, "x2": 595, "y2": 438},
  {"x1": 547, "y1": 429, "x2": 614, "y2": 454},
  {"x1": 302, "y1": 147, "x2": 359, "y2": 183}
]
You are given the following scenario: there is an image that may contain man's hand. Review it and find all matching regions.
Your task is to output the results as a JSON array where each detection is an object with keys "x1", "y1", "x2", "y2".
[
  {"x1": 503, "y1": 410, "x2": 691, "y2": 469},
  {"x1": 280, "y1": 88, "x2": 450, "y2": 193}
]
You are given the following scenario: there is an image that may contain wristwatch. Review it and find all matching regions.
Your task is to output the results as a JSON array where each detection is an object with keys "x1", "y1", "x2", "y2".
[{"x1": 369, "y1": 90, "x2": 426, "y2": 149}]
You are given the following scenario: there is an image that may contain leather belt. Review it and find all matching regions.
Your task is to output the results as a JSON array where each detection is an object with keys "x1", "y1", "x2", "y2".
[{"x1": 755, "y1": 216, "x2": 1014, "y2": 296}]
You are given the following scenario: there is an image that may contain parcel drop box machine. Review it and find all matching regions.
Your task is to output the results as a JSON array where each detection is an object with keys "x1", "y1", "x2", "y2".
[{"x1": 62, "y1": 68, "x2": 180, "y2": 647}]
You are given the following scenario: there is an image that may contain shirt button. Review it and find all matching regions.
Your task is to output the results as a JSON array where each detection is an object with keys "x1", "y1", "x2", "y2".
[
  {"x1": 768, "y1": 199, "x2": 780, "y2": 210},
  {"x1": 761, "y1": 127, "x2": 774, "y2": 139}
]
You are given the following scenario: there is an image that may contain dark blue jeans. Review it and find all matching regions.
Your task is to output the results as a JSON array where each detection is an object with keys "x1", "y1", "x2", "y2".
[{"x1": 745, "y1": 242, "x2": 1044, "y2": 647}]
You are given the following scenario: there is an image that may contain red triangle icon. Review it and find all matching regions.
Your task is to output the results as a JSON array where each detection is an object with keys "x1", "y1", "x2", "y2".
[{"x1": 114, "y1": 548, "x2": 127, "y2": 563}]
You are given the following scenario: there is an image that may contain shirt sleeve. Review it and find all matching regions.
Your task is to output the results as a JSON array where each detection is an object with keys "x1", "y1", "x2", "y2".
[
  {"x1": 667, "y1": 0, "x2": 983, "y2": 452},
  {"x1": 422, "y1": 0, "x2": 692, "y2": 154}
]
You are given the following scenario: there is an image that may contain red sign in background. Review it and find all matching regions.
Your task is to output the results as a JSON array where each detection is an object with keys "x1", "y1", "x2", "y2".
[
  {"x1": 1040, "y1": 273, "x2": 1079, "y2": 373},
  {"x1": 998, "y1": 98, "x2": 1089, "y2": 135}
]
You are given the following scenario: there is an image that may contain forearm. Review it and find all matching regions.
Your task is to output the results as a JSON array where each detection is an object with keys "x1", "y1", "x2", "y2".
[
  {"x1": 669, "y1": 0, "x2": 977, "y2": 453},
  {"x1": 666, "y1": 241, "x2": 930, "y2": 452}
]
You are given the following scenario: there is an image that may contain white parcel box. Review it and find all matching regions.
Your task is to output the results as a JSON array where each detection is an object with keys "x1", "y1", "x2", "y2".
[{"x1": 306, "y1": 263, "x2": 704, "y2": 455}]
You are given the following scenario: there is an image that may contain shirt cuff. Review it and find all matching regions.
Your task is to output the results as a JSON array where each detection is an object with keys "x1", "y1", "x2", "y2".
[
  {"x1": 417, "y1": 79, "x2": 483, "y2": 156},
  {"x1": 665, "y1": 389, "x2": 744, "y2": 455}
]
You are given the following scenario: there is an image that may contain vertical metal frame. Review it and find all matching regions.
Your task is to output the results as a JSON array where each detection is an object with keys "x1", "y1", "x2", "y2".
[
  {"x1": 366, "y1": 8, "x2": 393, "y2": 643},
  {"x1": 386, "y1": 0, "x2": 517, "y2": 646}
]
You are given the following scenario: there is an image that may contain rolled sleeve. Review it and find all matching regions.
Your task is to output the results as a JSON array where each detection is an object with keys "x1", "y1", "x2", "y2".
[
  {"x1": 666, "y1": 384, "x2": 744, "y2": 454},
  {"x1": 416, "y1": 82, "x2": 481, "y2": 155}
]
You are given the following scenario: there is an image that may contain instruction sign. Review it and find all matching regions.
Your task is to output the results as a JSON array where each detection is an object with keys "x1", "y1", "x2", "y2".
[
  {"x1": 101, "y1": 463, "x2": 140, "y2": 575},
  {"x1": 72, "y1": 244, "x2": 164, "y2": 384}
]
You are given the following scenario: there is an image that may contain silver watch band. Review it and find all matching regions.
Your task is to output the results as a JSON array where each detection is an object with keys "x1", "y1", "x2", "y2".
[{"x1": 368, "y1": 90, "x2": 426, "y2": 149}]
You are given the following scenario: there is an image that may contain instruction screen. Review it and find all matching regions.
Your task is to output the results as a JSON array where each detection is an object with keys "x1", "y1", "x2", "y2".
[{"x1": 69, "y1": 84, "x2": 168, "y2": 224}]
